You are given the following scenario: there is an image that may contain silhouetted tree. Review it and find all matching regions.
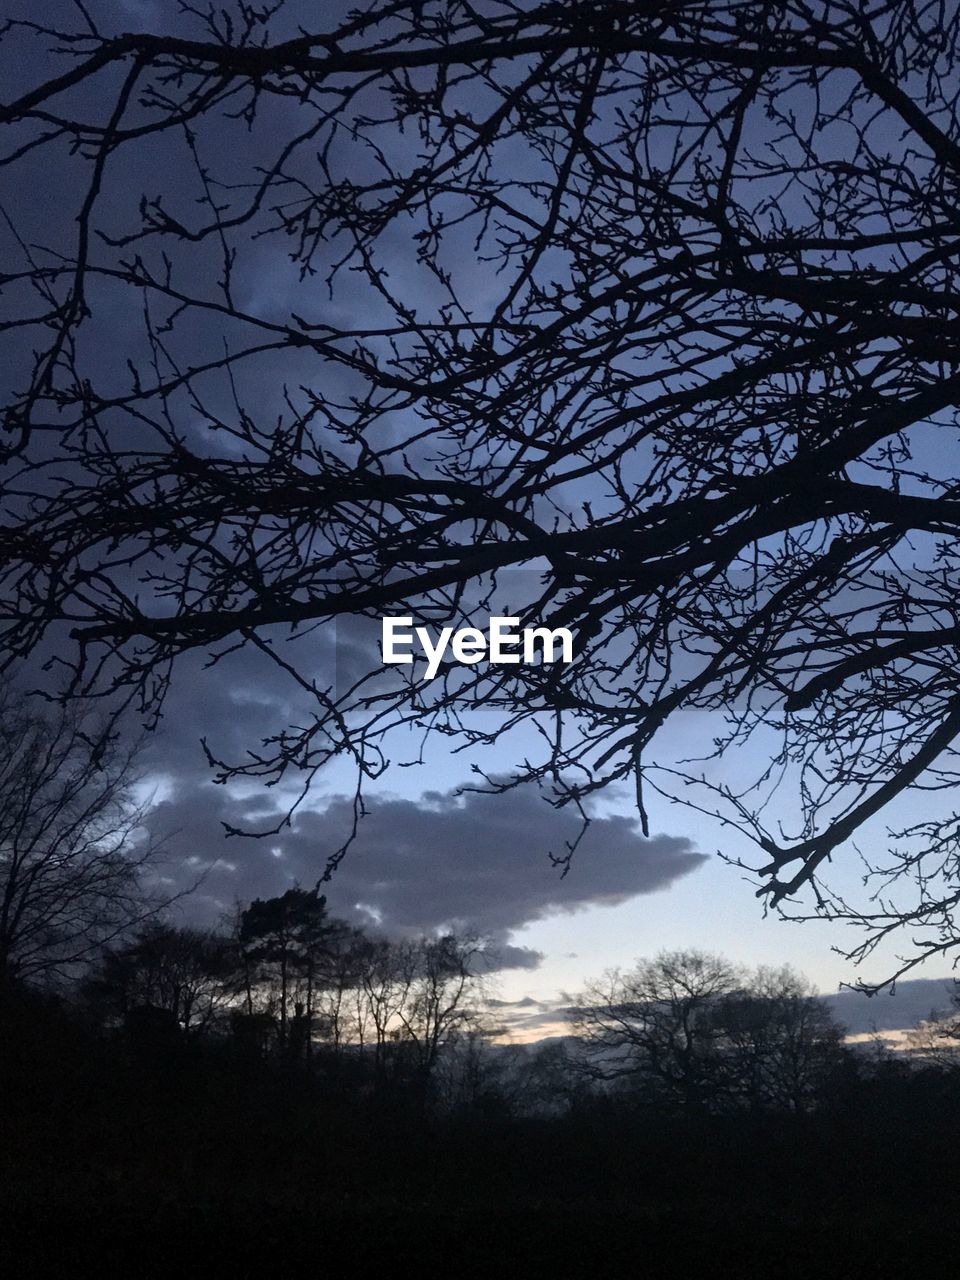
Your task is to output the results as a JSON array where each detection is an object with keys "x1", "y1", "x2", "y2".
[
  {"x1": 0, "y1": 683, "x2": 164, "y2": 983},
  {"x1": 84, "y1": 921, "x2": 236, "y2": 1035},
  {"x1": 717, "y1": 966, "x2": 845, "y2": 1113},
  {"x1": 5, "y1": 2, "x2": 960, "y2": 971},
  {"x1": 521, "y1": 1039, "x2": 595, "y2": 1118},
  {"x1": 310, "y1": 923, "x2": 370, "y2": 1058},
  {"x1": 332, "y1": 929, "x2": 489, "y2": 1091},
  {"x1": 395, "y1": 932, "x2": 489, "y2": 1088},
  {"x1": 574, "y1": 950, "x2": 744, "y2": 1110},
  {"x1": 574, "y1": 950, "x2": 844, "y2": 1113},
  {"x1": 434, "y1": 1028, "x2": 525, "y2": 1120},
  {"x1": 238, "y1": 886, "x2": 345, "y2": 1052},
  {"x1": 351, "y1": 933, "x2": 413, "y2": 1084}
]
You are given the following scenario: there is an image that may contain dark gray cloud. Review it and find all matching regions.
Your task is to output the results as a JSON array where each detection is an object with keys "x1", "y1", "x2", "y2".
[
  {"x1": 825, "y1": 978, "x2": 958, "y2": 1035},
  {"x1": 293, "y1": 786, "x2": 706, "y2": 937},
  {"x1": 140, "y1": 638, "x2": 334, "y2": 783},
  {"x1": 146, "y1": 770, "x2": 706, "y2": 970}
]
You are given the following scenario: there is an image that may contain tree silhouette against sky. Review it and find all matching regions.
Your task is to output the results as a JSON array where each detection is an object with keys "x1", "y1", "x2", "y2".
[{"x1": 3, "y1": 0, "x2": 960, "y2": 978}]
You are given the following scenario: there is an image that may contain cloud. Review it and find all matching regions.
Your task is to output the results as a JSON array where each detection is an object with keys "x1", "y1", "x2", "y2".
[
  {"x1": 152, "y1": 780, "x2": 705, "y2": 966},
  {"x1": 825, "y1": 978, "x2": 958, "y2": 1035},
  {"x1": 490, "y1": 944, "x2": 545, "y2": 971},
  {"x1": 296, "y1": 785, "x2": 706, "y2": 938}
]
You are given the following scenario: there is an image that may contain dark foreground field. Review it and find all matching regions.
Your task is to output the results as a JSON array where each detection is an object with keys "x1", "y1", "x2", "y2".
[{"x1": 3, "y1": 987, "x2": 955, "y2": 1277}]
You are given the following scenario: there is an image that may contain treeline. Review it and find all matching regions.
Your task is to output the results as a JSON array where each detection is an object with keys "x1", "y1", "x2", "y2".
[
  {"x1": 8, "y1": 879, "x2": 960, "y2": 1120},
  {"x1": 75, "y1": 886, "x2": 500, "y2": 1102},
  {"x1": 12, "y1": 886, "x2": 855, "y2": 1117},
  {"x1": 6, "y1": 935, "x2": 960, "y2": 1276},
  {"x1": 571, "y1": 951, "x2": 848, "y2": 1116},
  {"x1": 7, "y1": 900, "x2": 960, "y2": 1275},
  {"x1": 3, "y1": 680, "x2": 960, "y2": 1269}
]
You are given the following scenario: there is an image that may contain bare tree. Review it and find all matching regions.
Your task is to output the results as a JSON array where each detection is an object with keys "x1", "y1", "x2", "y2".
[
  {"x1": 311, "y1": 924, "x2": 371, "y2": 1057},
  {"x1": 394, "y1": 932, "x2": 489, "y2": 1086},
  {"x1": 354, "y1": 934, "x2": 413, "y2": 1081},
  {"x1": 573, "y1": 951, "x2": 843, "y2": 1112},
  {"x1": 521, "y1": 1039, "x2": 595, "y2": 1117},
  {"x1": 84, "y1": 921, "x2": 236, "y2": 1035},
  {"x1": 573, "y1": 950, "x2": 745, "y2": 1110},
  {"x1": 433, "y1": 1028, "x2": 525, "y2": 1119},
  {"x1": 0, "y1": 685, "x2": 165, "y2": 982},
  {"x1": 4, "y1": 2, "x2": 960, "y2": 971},
  {"x1": 718, "y1": 966, "x2": 845, "y2": 1113}
]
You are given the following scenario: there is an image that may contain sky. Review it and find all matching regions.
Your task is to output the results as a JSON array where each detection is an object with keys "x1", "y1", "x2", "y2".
[
  {"x1": 131, "y1": 630, "x2": 951, "y2": 1011},
  {"x1": 3, "y1": 0, "x2": 959, "y2": 1027}
]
